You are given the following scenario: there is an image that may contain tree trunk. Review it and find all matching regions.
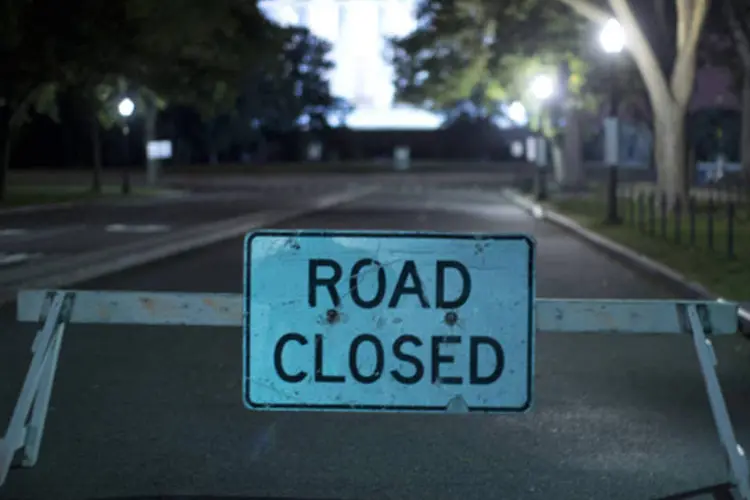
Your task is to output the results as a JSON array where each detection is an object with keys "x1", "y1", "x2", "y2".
[
  {"x1": 603, "y1": 0, "x2": 705, "y2": 207},
  {"x1": 550, "y1": 139, "x2": 566, "y2": 188},
  {"x1": 655, "y1": 103, "x2": 688, "y2": 205},
  {"x1": 0, "y1": 106, "x2": 11, "y2": 202},
  {"x1": 143, "y1": 105, "x2": 158, "y2": 185},
  {"x1": 90, "y1": 118, "x2": 103, "y2": 194},
  {"x1": 208, "y1": 148, "x2": 218, "y2": 165},
  {"x1": 257, "y1": 134, "x2": 268, "y2": 163},
  {"x1": 741, "y1": 70, "x2": 750, "y2": 177},
  {"x1": 560, "y1": 107, "x2": 584, "y2": 189},
  {"x1": 206, "y1": 122, "x2": 218, "y2": 165}
]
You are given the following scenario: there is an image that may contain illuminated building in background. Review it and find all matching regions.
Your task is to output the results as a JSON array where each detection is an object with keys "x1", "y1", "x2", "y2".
[{"x1": 260, "y1": 0, "x2": 442, "y2": 129}]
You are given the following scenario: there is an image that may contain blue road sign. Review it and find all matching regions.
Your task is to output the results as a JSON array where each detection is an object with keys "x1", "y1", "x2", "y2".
[{"x1": 243, "y1": 230, "x2": 536, "y2": 413}]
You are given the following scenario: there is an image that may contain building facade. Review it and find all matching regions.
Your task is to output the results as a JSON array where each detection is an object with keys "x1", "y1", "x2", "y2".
[{"x1": 260, "y1": 0, "x2": 441, "y2": 129}]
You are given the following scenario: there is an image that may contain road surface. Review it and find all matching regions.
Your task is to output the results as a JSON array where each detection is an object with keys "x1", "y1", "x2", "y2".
[
  {"x1": 0, "y1": 173, "x2": 513, "y2": 271},
  {"x1": 1, "y1": 186, "x2": 749, "y2": 500},
  {"x1": 0, "y1": 181, "x2": 348, "y2": 271}
]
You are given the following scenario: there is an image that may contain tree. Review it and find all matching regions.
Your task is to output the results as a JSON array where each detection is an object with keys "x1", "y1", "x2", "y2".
[
  {"x1": 1, "y1": 0, "x2": 161, "y2": 193},
  {"x1": 4, "y1": 0, "x2": 338, "y2": 180},
  {"x1": 717, "y1": 0, "x2": 750, "y2": 175},
  {"x1": 392, "y1": 0, "x2": 710, "y2": 203},
  {"x1": 241, "y1": 26, "x2": 336, "y2": 131},
  {"x1": 64, "y1": 0, "x2": 275, "y2": 182},
  {"x1": 148, "y1": 23, "x2": 339, "y2": 164},
  {"x1": 53, "y1": 0, "x2": 149, "y2": 192},
  {"x1": 0, "y1": 0, "x2": 67, "y2": 200},
  {"x1": 559, "y1": 0, "x2": 709, "y2": 203},
  {"x1": 132, "y1": 1, "x2": 294, "y2": 164},
  {"x1": 390, "y1": 0, "x2": 605, "y2": 183},
  {"x1": 234, "y1": 25, "x2": 338, "y2": 161},
  {"x1": 2, "y1": 0, "x2": 165, "y2": 194},
  {"x1": 22, "y1": 0, "x2": 279, "y2": 184},
  {"x1": 391, "y1": 0, "x2": 586, "y2": 108}
]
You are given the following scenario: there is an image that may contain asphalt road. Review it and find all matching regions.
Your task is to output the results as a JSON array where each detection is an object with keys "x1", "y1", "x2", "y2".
[
  {"x1": 0, "y1": 173, "x2": 518, "y2": 270},
  {"x1": 1, "y1": 187, "x2": 749, "y2": 500},
  {"x1": 0, "y1": 180, "x2": 370, "y2": 272}
]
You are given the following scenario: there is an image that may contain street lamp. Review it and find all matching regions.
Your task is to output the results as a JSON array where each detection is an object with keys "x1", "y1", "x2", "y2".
[
  {"x1": 531, "y1": 74, "x2": 555, "y2": 201},
  {"x1": 600, "y1": 18, "x2": 625, "y2": 224},
  {"x1": 600, "y1": 18, "x2": 625, "y2": 54},
  {"x1": 507, "y1": 101, "x2": 527, "y2": 125},
  {"x1": 531, "y1": 75, "x2": 555, "y2": 102},
  {"x1": 117, "y1": 97, "x2": 135, "y2": 118},
  {"x1": 118, "y1": 98, "x2": 135, "y2": 195}
]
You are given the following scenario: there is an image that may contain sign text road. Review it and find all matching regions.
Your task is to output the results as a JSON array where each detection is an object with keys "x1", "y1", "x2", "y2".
[{"x1": 243, "y1": 230, "x2": 535, "y2": 412}]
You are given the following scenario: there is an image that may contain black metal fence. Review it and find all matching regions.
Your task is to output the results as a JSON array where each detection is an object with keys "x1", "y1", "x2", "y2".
[{"x1": 619, "y1": 183, "x2": 749, "y2": 260}]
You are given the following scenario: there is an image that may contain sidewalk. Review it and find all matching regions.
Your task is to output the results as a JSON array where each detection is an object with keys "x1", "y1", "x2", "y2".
[{"x1": 503, "y1": 188, "x2": 750, "y2": 331}]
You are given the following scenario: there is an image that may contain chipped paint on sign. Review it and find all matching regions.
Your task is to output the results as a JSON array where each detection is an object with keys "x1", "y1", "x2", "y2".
[{"x1": 243, "y1": 230, "x2": 536, "y2": 413}]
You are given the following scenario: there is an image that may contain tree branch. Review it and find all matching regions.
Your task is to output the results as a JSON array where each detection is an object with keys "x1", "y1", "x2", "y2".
[
  {"x1": 724, "y1": 0, "x2": 750, "y2": 69},
  {"x1": 670, "y1": 0, "x2": 708, "y2": 106},
  {"x1": 688, "y1": 0, "x2": 707, "y2": 49},
  {"x1": 675, "y1": 0, "x2": 692, "y2": 49},
  {"x1": 608, "y1": 0, "x2": 671, "y2": 105},
  {"x1": 556, "y1": 0, "x2": 610, "y2": 24}
]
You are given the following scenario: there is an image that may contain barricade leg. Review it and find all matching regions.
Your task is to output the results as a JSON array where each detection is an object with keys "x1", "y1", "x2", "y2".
[
  {"x1": 22, "y1": 321, "x2": 66, "y2": 467},
  {"x1": 685, "y1": 304, "x2": 750, "y2": 499},
  {"x1": 0, "y1": 291, "x2": 73, "y2": 486}
]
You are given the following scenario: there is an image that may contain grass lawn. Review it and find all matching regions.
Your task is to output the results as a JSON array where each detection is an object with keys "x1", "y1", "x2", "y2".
[
  {"x1": 3, "y1": 185, "x2": 164, "y2": 207},
  {"x1": 549, "y1": 192, "x2": 750, "y2": 301}
]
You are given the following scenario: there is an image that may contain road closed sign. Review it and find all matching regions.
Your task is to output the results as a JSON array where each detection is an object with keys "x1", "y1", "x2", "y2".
[{"x1": 243, "y1": 230, "x2": 535, "y2": 413}]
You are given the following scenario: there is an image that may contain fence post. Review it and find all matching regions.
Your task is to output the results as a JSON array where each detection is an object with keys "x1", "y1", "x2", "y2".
[
  {"x1": 689, "y1": 197, "x2": 697, "y2": 246},
  {"x1": 727, "y1": 202, "x2": 735, "y2": 259},
  {"x1": 708, "y1": 197, "x2": 715, "y2": 251},
  {"x1": 674, "y1": 198, "x2": 682, "y2": 244},
  {"x1": 638, "y1": 192, "x2": 645, "y2": 233},
  {"x1": 628, "y1": 186, "x2": 635, "y2": 226},
  {"x1": 648, "y1": 192, "x2": 656, "y2": 236},
  {"x1": 660, "y1": 192, "x2": 668, "y2": 238}
]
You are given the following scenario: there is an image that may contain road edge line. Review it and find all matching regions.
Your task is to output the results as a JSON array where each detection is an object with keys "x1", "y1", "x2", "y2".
[{"x1": 501, "y1": 188, "x2": 750, "y2": 335}]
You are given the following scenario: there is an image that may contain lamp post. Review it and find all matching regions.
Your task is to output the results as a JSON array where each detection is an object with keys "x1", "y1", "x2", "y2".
[
  {"x1": 117, "y1": 98, "x2": 135, "y2": 195},
  {"x1": 600, "y1": 18, "x2": 625, "y2": 224},
  {"x1": 531, "y1": 74, "x2": 554, "y2": 201}
]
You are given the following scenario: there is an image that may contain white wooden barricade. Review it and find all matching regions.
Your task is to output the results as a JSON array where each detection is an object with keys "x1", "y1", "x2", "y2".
[{"x1": 0, "y1": 290, "x2": 748, "y2": 499}]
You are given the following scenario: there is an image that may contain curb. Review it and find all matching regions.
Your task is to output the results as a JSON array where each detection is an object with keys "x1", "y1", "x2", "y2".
[
  {"x1": 501, "y1": 188, "x2": 750, "y2": 335},
  {"x1": 0, "y1": 187, "x2": 376, "y2": 305}
]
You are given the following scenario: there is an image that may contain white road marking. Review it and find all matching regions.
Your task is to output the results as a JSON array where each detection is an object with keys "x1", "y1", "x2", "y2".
[
  {"x1": 0, "y1": 229, "x2": 29, "y2": 236},
  {"x1": 105, "y1": 224, "x2": 171, "y2": 234},
  {"x1": 0, "y1": 225, "x2": 87, "y2": 242},
  {"x1": 0, "y1": 253, "x2": 43, "y2": 266}
]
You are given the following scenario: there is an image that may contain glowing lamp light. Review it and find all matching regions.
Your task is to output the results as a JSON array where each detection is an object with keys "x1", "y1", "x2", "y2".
[
  {"x1": 600, "y1": 18, "x2": 625, "y2": 54},
  {"x1": 531, "y1": 75, "x2": 555, "y2": 101},
  {"x1": 507, "y1": 101, "x2": 527, "y2": 125},
  {"x1": 118, "y1": 98, "x2": 135, "y2": 118}
]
